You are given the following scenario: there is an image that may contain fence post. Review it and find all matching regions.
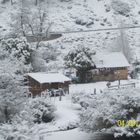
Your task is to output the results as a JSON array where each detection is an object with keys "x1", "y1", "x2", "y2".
[
  {"x1": 94, "y1": 88, "x2": 96, "y2": 94},
  {"x1": 134, "y1": 83, "x2": 136, "y2": 88}
]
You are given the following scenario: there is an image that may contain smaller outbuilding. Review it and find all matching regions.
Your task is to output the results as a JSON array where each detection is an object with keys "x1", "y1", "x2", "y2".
[{"x1": 27, "y1": 73, "x2": 71, "y2": 96}]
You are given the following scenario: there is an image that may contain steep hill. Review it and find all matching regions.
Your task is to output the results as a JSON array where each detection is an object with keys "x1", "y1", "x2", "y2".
[{"x1": 0, "y1": 0, "x2": 140, "y2": 62}]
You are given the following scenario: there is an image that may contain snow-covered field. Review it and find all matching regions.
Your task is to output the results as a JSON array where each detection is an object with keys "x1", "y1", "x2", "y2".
[{"x1": 40, "y1": 80, "x2": 140, "y2": 140}]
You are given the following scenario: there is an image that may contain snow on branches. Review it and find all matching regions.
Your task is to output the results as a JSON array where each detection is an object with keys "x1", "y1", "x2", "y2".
[
  {"x1": 79, "y1": 87, "x2": 140, "y2": 137},
  {"x1": 1, "y1": 37, "x2": 32, "y2": 65},
  {"x1": 64, "y1": 46, "x2": 95, "y2": 82}
]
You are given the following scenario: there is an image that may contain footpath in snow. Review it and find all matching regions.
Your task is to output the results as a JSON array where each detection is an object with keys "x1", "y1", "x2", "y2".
[{"x1": 41, "y1": 80, "x2": 139, "y2": 140}]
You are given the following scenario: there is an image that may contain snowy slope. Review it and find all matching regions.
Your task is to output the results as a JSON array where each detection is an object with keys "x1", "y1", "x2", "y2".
[{"x1": 0, "y1": 0, "x2": 140, "y2": 61}]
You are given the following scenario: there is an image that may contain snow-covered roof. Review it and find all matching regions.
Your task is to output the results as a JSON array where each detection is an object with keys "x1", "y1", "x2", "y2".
[
  {"x1": 27, "y1": 73, "x2": 71, "y2": 84},
  {"x1": 93, "y1": 52, "x2": 130, "y2": 68}
]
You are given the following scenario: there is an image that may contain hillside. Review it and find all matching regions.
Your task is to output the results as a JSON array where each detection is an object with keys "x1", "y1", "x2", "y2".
[{"x1": 0, "y1": 0, "x2": 140, "y2": 61}]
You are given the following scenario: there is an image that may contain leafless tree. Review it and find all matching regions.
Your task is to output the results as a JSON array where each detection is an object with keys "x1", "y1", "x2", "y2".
[
  {"x1": 11, "y1": 0, "x2": 52, "y2": 49},
  {"x1": 27, "y1": 3, "x2": 52, "y2": 48}
]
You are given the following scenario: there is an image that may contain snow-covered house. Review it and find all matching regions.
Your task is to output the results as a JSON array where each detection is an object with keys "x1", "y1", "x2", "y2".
[
  {"x1": 85, "y1": 52, "x2": 130, "y2": 82},
  {"x1": 27, "y1": 73, "x2": 71, "y2": 96}
]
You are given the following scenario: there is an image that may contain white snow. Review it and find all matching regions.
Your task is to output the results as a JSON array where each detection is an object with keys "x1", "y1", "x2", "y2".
[
  {"x1": 70, "y1": 82, "x2": 107, "y2": 94},
  {"x1": 93, "y1": 52, "x2": 130, "y2": 68},
  {"x1": 45, "y1": 128, "x2": 92, "y2": 140},
  {"x1": 27, "y1": 73, "x2": 71, "y2": 84},
  {"x1": 51, "y1": 95, "x2": 80, "y2": 128}
]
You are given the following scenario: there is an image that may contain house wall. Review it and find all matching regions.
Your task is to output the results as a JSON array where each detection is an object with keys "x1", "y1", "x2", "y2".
[
  {"x1": 28, "y1": 76, "x2": 43, "y2": 96},
  {"x1": 85, "y1": 67, "x2": 128, "y2": 82},
  {"x1": 28, "y1": 76, "x2": 70, "y2": 95}
]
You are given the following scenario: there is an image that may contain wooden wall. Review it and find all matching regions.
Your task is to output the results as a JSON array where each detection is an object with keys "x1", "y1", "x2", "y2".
[
  {"x1": 28, "y1": 76, "x2": 70, "y2": 96},
  {"x1": 85, "y1": 67, "x2": 128, "y2": 82}
]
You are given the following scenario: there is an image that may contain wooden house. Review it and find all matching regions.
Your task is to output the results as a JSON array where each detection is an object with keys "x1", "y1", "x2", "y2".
[
  {"x1": 27, "y1": 73, "x2": 71, "y2": 96},
  {"x1": 84, "y1": 52, "x2": 130, "y2": 82}
]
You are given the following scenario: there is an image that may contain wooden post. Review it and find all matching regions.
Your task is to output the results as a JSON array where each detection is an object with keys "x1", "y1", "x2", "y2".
[
  {"x1": 94, "y1": 88, "x2": 96, "y2": 94},
  {"x1": 59, "y1": 94, "x2": 62, "y2": 101},
  {"x1": 134, "y1": 83, "x2": 136, "y2": 88}
]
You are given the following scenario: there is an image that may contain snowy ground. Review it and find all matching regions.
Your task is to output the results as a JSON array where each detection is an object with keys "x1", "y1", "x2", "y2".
[
  {"x1": 45, "y1": 128, "x2": 92, "y2": 140},
  {"x1": 41, "y1": 94, "x2": 91, "y2": 140},
  {"x1": 70, "y1": 79, "x2": 139, "y2": 94},
  {"x1": 38, "y1": 79, "x2": 140, "y2": 140}
]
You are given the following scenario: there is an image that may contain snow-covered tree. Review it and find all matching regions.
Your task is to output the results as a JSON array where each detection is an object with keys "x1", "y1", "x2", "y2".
[
  {"x1": 0, "y1": 39, "x2": 32, "y2": 123},
  {"x1": 0, "y1": 73, "x2": 27, "y2": 123},
  {"x1": 31, "y1": 50, "x2": 46, "y2": 72},
  {"x1": 1, "y1": 37, "x2": 32, "y2": 65},
  {"x1": 64, "y1": 46, "x2": 95, "y2": 83},
  {"x1": 41, "y1": 43, "x2": 59, "y2": 63},
  {"x1": 0, "y1": 61, "x2": 28, "y2": 123},
  {"x1": 11, "y1": 1, "x2": 52, "y2": 49},
  {"x1": 79, "y1": 87, "x2": 140, "y2": 138}
]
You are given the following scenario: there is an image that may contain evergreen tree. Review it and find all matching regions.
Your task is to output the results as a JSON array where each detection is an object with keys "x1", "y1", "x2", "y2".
[{"x1": 65, "y1": 46, "x2": 95, "y2": 83}]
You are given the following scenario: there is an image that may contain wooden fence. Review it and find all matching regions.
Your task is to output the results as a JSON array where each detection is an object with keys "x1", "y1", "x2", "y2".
[{"x1": 108, "y1": 82, "x2": 136, "y2": 90}]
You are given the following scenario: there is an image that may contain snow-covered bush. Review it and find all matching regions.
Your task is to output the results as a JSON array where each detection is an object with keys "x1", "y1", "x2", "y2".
[
  {"x1": 130, "y1": 59, "x2": 140, "y2": 79},
  {"x1": 1, "y1": 37, "x2": 32, "y2": 64},
  {"x1": 72, "y1": 92, "x2": 94, "y2": 109},
  {"x1": 64, "y1": 46, "x2": 95, "y2": 83},
  {"x1": 0, "y1": 122, "x2": 46, "y2": 140},
  {"x1": 58, "y1": 122, "x2": 78, "y2": 131},
  {"x1": 0, "y1": 72, "x2": 27, "y2": 123},
  {"x1": 13, "y1": 96, "x2": 56, "y2": 124},
  {"x1": 79, "y1": 88, "x2": 140, "y2": 137},
  {"x1": 0, "y1": 97, "x2": 56, "y2": 139},
  {"x1": 111, "y1": 0, "x2": 131, "y2": 16}
]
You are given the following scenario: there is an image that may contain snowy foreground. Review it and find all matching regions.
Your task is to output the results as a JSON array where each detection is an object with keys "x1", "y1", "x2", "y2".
[
  {"x1": 36, "y1": 82, "x2": 108, "y2": 140},
  {"x1": 38, "y1": 80, "x2": 139, "y2": 140},
  {"x1": 40, "y1": 95, "x2": 91, "y2": 140},
  {"x1": 1, "y1": 80, "x2": 139, "y2": 140}
]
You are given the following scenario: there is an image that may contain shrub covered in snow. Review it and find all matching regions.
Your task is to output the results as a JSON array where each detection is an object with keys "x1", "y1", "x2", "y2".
[
  {"x1": 0, "y1": 72, "x2": 27, "y2": 123},
  {"x1": 79, "y1": 88, "x2": 140, "y2": 137},
  {"x1": 1, "y1": 37, "x2": 32, "y2": 64},
  {"x1": 72, "y1": 92, "x2": 95, "y2": 109},
  {"x1": 111, "y1": 0, "x2": 131, "y2": 16},
  {"x1": 130, "y1": 59, "x2": 140, "y2": 79},
  {"x1": 0, "y1": 97, "x2": 56, "y2": 139},
  {"x1": 13, "y1": 96, "x2": 56, "y2": 124},
  {"x1": 0, "y1": 122, "x2": 46, "y2": 140}
]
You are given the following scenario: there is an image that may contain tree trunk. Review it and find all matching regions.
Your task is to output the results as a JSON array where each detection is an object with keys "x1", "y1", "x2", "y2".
[
  {"x1": 20, "y1": 15, "x2": 26, "y2": 37},
  {"x1": 10, "y1": 0, "x2": 13, "y2": 5},
  {"x1": 78, "y1": 70, "x2": 87, "y2": 83},
  {"x1": 35, "y1": 0, "x2": 38, "y2": 5},
  {"x1": 4, "y1": 106, "x2": 9, "y2": 123}
]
